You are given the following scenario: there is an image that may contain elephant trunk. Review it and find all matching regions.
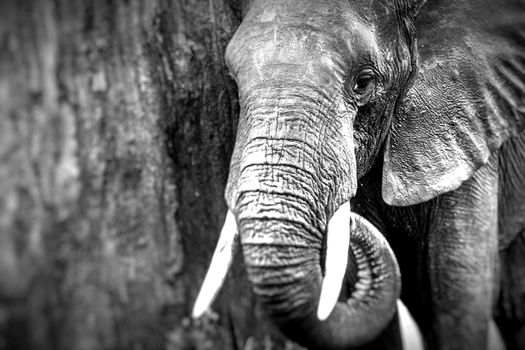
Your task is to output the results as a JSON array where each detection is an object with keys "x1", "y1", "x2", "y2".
[
  {"x1": 236, "y1": 194, "x2": 400, "y2": 349},
  {"x1": 225, "y1": 87, "x2": 401, "y2": 349}
]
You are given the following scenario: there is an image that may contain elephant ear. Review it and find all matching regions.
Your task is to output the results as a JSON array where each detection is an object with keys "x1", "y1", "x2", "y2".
[{"x1": 382, "y1": 1, "x2": 525, "y2": 206}]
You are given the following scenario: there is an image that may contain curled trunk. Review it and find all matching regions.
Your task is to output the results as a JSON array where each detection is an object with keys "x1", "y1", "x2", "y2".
[
  {"x1": 238, "y1": 194, "x2": 400, "y2": 349},
  {"x1": 225, "y1": 87, "x2": 401, "y2": 349}
]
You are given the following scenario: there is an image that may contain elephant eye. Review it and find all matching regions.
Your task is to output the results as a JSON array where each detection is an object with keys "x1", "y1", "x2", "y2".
[
  {"x1": 352, "y1": 73, "x2": 375, "y2": 95},
  {"x1": 350, "y1": 70, "x2": 376, "y2": 104}
]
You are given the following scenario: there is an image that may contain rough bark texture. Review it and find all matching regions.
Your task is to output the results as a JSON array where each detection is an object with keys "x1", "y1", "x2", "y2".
[{"x1": 0, "y1": 0, "x2": 299, "y2": 349}]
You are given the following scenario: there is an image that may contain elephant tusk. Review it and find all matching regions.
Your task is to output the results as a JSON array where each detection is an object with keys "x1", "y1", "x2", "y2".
[
  {"x1": 192, "y1": 210, "x2": 239, "y2": 318},
  {"x1": 317, "y1": 201, "x2": 351, "y2": 321},
  {"x1": 397, "y1": 300, "x2": 424, "y2": 350}
]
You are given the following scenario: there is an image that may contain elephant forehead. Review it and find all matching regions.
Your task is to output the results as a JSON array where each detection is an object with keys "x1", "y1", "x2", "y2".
[
  {"x1": 245, "y1": 0, "x2": 372, "y2": 30},
  {"x1": 226, "y1": 0, "x2": 379, "y2": 81}
]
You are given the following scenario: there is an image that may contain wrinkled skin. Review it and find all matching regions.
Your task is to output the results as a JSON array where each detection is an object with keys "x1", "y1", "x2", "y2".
[{"x1": 221, "y1": 0, "x2": 525, "y2": 349}]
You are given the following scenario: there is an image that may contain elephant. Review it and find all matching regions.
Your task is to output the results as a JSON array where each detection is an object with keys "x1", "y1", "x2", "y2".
[{"x1": 193, "y1": 0, "x2": 525, "y2": 349}]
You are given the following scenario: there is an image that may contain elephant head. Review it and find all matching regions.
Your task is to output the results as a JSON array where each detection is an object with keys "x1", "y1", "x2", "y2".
[{"x1": 193, "y1": 0, "x2": 521, "y2": 348}]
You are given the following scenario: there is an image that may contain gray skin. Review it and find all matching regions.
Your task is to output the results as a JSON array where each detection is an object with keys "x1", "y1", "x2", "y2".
[{"x1": 222, "y1": 0, "x2": 525, "y2": 349}]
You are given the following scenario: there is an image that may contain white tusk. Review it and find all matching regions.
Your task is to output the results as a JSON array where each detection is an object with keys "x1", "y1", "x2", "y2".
[
  {"x1": 192, "y1": 210, "x2": 238, "y2": 318},
  {"x1": 317, "y1": 201, "x2": 351, "y2": 321},
  {"x1": 397, "y1": 300, "x2": 424, "y2": 350}
]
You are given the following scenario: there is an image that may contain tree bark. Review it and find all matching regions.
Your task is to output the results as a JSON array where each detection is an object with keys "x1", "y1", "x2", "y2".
[{"x1": 0, "y1": 1, "x2": 301, "y2": 349}]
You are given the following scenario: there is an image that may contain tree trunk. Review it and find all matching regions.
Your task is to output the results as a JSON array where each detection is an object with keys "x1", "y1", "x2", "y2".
[{"x1": 0, "y1": 0, "x2": 300, "y2": 349}]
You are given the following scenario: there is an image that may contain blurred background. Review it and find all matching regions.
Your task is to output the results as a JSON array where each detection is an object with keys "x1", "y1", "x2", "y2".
[{"x1": 0, "y1": 0, "x2": 302, "y2": 349}]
